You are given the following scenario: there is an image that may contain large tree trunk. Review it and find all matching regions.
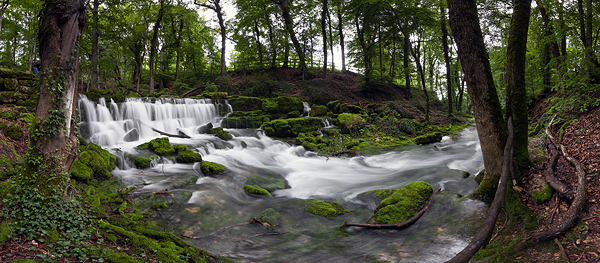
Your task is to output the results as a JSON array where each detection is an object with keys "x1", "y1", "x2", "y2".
[
  {"x1": 448, "y1": 0, "x2": 508, "y2": 203},
  {"x1": 321, "y1": 0, "x2": 328, "y2": 76},
  {"x1": 403, "y1": 34, "x2": 411, "y2": 98},
  {"x1": 441, "y1": 4, "x2": 452, "y2": 116},
  {"x1": 409, "y1": 39, "x2": 429, "y2": 122},
  {"x1": 149, "y1": 0, "x2": 166, "y2": 96},
  {"x1": 336, "y1": 3, "x2": 346, "y2": 72},
  {"x1": 327, "y1": 7, "x2": 334, "y2": 72},
  {"x1": 91, "y1": 0, "x2": 99, "y2": 90},
  {"x1": 274, "y1": 0, "x2": 306, "y2": 71},
  {"x1": 0, "y1": 0, "x2": 9, "y2": 34},
  {"x1": 505, "y1": 0, "x2": 532, "y2": 170},
  {"x1": 27, "y1": 0, "x2": 85, "y2": 190}
]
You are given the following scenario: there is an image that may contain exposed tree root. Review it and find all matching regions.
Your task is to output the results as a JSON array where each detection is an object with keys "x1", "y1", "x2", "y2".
[
  {"x1": 543, "y1": 117, "x2": 575, "y2": 202},
  {"x1": 340, "y1": 187, "x2": 441, "y2": 229},
  {"x1": 446, "y1": 118, "x2": 514, "y2": 263}
]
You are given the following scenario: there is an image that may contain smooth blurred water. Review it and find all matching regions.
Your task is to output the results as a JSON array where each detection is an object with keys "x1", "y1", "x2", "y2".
[{"x1": 78, "y1": 96, "x2": 487, "y2": 263}]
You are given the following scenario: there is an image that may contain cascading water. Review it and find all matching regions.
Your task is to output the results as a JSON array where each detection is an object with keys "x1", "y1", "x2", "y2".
[{"x1": 78, "y1": 96, "x2": 487, "y2": 263}]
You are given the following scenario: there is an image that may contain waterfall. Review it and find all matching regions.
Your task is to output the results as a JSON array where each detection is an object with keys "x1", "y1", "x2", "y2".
[
  {"x1": 77, "y1": 95, "x2": 231, "y2": 147},
  {"x1": 301, "y1": 101, "x2": 311, "y2": 117}
]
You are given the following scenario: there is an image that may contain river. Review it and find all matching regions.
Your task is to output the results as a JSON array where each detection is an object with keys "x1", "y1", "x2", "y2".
[{"x1": 78, "y1": 96, "x2": 487, "y2": 263}]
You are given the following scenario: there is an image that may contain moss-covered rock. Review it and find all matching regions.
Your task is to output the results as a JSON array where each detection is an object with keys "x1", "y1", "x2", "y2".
[
  {"x1": 304, "y1": 200, "x2": 349, "y2": 219},
  {"x1": 531, "y1": 183, "x2": 553, "y2": 205},
  {"x1": 19, "y1": 112, "x2": 35, "y2": 123},
  {"x1": 337, "y1": 113, "x2": 366, "y2": 135},
  {"x1": 3, "y1": 78, "x2": 19, "y2": 91},
  {"x1": 228, "y1": 96, "x2": 263, "y2": 111},
  {"x1": 310, "y1": 104, "x2": 327, "y2": 117},
  {"x1": 201, "y1": 160, "x2": 227, "y2": 176},
  {"x1": 246, "y1": 176, "x2": 287, "y2": 192},
  {"x1": 262, "y1": 96, "x2": 304, "y2": 116},
  {"x1": 132, "y1": 156, "x2": 153, "y2": 169},
  {"x1": 0, "y1": 141, "x2": 21, "y2": 180},
  {"x1": 0, "y1": 109, "x2": 17, "y2": 121},
  {"x1": 197, "y1": 92, "x2": 228, "y2": 99},
  {"x1": 0, "y1": 68, "x2": 34, "y2": 79},
  {"x1": 243, "y1": 185, "x2": 272, "y2": 196},
  {"x1": 414, "y1": 132, "x2": 442, "y2": 145},
  {"x1": 75, "y1": 142, "x2": 116, "y2": 180},
  {"x1": 2, "y1": 123, "x2": 22, "y2": 140},
  {"x1": 176, "y1": 148, "x2": 202, "y2": 163},
  {"x1": 262, "y1": 117, "x2": 322, "y2": 137},
  {"x1": 71, "y1": 159, "x2": 93, "y2": 181},
  {"x1": 148, "y1": 137, "x2": 176, "y2": 156},
  {"x1": 369, "y1": 181, "x2": 433, "y2": 224},
  {"x1": 208, "y1": 127, "x2": 233, "y2": 140}
]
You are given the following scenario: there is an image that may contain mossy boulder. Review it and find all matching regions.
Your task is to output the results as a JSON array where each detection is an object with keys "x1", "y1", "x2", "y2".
[
  {"x1": 414, "y1": 132, "x2": 443, "y2": 145},
  {"x1": 130, "y1": 156, "x2": 154, "y2": 169},
  {"x1": 208, "y1": 127, "x2": 233, "y2": 140},
  {"x1": 176, "y1": 147, "x2": 202, "y2": 163},
  {"x1": 304, "y1": 200, "x2": 349, "y2": 219},
  {"x1": 339, "y1": 103, "x2": 362, "y2": 114},
  {"x1": 201, "y1": 160, "x2": 227, "y2": 176},
  {"x1": 228, "y1": 96, "x2": 263, "y2": 111},
  {"x1": 531, "y1": 183, "x2": 553, "y2": 205},
  {"x1": 243, "y1": 185, "x2": 271, "y2": 197},
  {"x1": 148, "y1": 137, "x2": 176, "y2": 156},
  {"x1": 0, "y1": 141, "x2": 21, "y2": 180},
  {"x1": 262, "y1": 117, "x2": 322, "y2": 137},
  {"x1": 0, "y1": 68, "x2": 34, "y2": 79},
  {"x1": 2, "y1": 123, "x2": 22, "y2": 140},
  {"x1": 71, "y1": 160, "x2": 93, "y2": 181},
  {"x1": 73, "y1": 142, "x2": 116, "y2": 180},
  {"x1": 369, "y1": 181, "x2": 433, "y2": 224},
  {"x1": 337, "y1": 113, "x2": 366, "y2": 135},
  {"x1": 262, "y1": 96, "x2": 304, "y2": 116},
  {"x1": 0, "y1": 109, "x2": 17, "y2": 121},
  {"x1": 246, "y1": 176, "x2": 287, "y2": 192},
  {"x1": 310, "y1": 104, "x2": 327, "y2": 117},
  {"x1": 19, "y1": 112, "x2": 35, "y2": 123}
]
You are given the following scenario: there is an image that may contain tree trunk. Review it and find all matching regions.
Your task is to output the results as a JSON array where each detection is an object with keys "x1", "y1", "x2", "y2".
[
  {"x1": 409, "y1": 40, "x2": 429, "y2": 122},
  {"x1": 505, "y1": 0, "x2": 532, "y2": 170},
  {"x1": 254, "y1": 21, "x2": 263, "y2": 66},
  {"x1": 448, "y1": 0, "x2": 508, "y2": 203},
  {"x1": 273, "y1": 0, "x2": 305, "y2": 71},
  {"x1": 26, "y1": 0, "x2": 85, "y2": 190},
  {"x1": 355, "y1": 10, "x2": 371, "y2": 85},
  {"x1": 441, "y1": 4, "x2": 453, "y2": 115},
  {"x1": 321, "y1": 0, "x2": 327, "y2": 75},
  {"x1": 0, "y1": 0, "x2": 10, "y2": 41},
  {"x1": 327, "y1": 7, "x2": 334, "y2": 72},
  {"x1": 337, "y1": 3, "x2": 346, "y2": 72},
  {"x1": 149, "y1": 0, "x2": 165, "y2": 96},
  {"x1": 91, "y1": 0, "x2": 99, "y2": 90},
  {"x1": 403, "y1": 34, "x2": 411, "y2": 97}
]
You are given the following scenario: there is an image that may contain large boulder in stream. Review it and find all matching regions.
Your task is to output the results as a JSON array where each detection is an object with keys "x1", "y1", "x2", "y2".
[{"x1": 368, "y1": 181, "x2": 433, "y2": 224}]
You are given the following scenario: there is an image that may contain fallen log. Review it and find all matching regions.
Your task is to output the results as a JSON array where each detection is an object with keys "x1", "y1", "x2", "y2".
[
  {"x1": 151, "y1": 127, "x2": 191, "y2": 138},
  {"x1": 446, "y1": 117, "x2": 514, "y2": 263},
  {"x1": 340, "y1": 187, "x2": 441, "y2": 229}
]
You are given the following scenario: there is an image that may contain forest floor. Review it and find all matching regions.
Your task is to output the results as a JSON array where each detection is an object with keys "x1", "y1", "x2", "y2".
[{"x1": 1, "y1": 69, "x2": 599, "y2": 262}]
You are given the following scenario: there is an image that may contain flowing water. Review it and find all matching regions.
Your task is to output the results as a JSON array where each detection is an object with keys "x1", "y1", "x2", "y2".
[{"x1": 78, "y1": 96, "x2": 488, "y2": 263}]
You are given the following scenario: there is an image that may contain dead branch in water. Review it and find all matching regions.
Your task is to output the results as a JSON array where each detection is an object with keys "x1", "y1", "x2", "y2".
[
  {"x1": 340, "y1": 187, "x2": 441, "y2": 229},
  {"x1": 182, "y1": 215, "x2": 269, "y2": 239}
]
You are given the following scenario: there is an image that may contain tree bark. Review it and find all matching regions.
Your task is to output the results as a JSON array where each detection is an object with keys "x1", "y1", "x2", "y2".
[
  {"x1": 321, "y1": 0, "x2": 328, "y2": 76},
  {"x1": 149, "y1": 0, "x2": 166, "y2": 96},
  {"x1": 447, "y1": 118, "x2": 513, "y2": 263},
  {"x1": 273, "y1": 0, "x2": 306, "y2": 72},
  {"x1": 448, "y1": 0, "x2": 508, "y2": 202},
  {"x1": 327, "y1": 7, "x2": 334, "y2": 72},
  {"x1": 441, "y1": 4, "x2": 453, "y2": 116},
  {"x1": 91, "y1": 0, "x2": 100, "y2": 90},
  {"x1": 336, "y1": 2, "x2": 346, "y2": 72},
  {"x1": 27, "y1": 0, "x2": 85, "y2": 190},
  {"x1": 505, "y1": 0, "x2": 532, "y2": 170}
]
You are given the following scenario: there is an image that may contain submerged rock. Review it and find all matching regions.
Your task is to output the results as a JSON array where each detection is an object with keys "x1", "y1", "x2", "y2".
[
  {"x1": 304, "y1": 200, "x2": 349, "y2": 219},
  {"x1": 369, "y1": 181, "x2": 433, "y2": 224},
  {"x1": 244, "y1": 185, "x2": 271, "y2": 197}
]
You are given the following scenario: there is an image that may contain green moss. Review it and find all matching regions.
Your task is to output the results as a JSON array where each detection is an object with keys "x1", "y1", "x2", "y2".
[
  {"x1": 414, "y1": 132, "x2": 442, "y2": 145},
  {"x1": 133, "y1": 157, "x2": 153, "y2": 169},
  {"x1": 531, "y1": 183, "x2": 553, "y2": 205},
  {"x1": 148, "y1": 137, "x2": 176, "y2": 156},
  {"x1": 76, "y1": 142, "x2": 116, "y2": 180},
  {"x1": 19, "y1": 112, "x2": 35, "y2": 123},
  {"x1": 0, "y1": 109, "x2": 17, "y2": 121},
  {"x1": 137, "y1": 142, "x2": 150, "y2": 149},
  {"x1": 262, "y1": 117, "x2": 322, "y2": 137},
  {"x1": 152, "y1": 202, "x2": 169, "y2": 209},
  {"x1": 370, "y1": 181, "x2": 433, "y2": 224},
  {"x1": 3, "y1": 123, "x2": 22, "y2": 140},
  {"x1": 304, "y1": 200, "x2": 349, "y2": 219},
  {"x1": 0, "y1": 220, "x2": 11, "y2": 246},
  {"x1": 505, "y1": 183, "x2": 538, "y2": 230},
  {"x1": 534, "y1": 149, "x2": 548, "y2": 164},
  {"x1": 342, "y1": 138, "x2": 369, "y2": 150},
  {"x1": 176, "y1": 148, "x2": 202, "y2": 163},
  {"x1": 373, "y1": 189, "x2": 395, "y2": 199},
  {"x1": 472, "y1": 238, "x2": 524, "y2": 262},
  {"x1": 262, "y1": 96, "x2": 304, "y2": 115},
  {"x1": 337, "y1": 113, "x2": 366, "y2": 135},
  {"x1": 228, "y1": 96, "x2": 263, "y2": 111},
  {"x1": 71, "y1": 159, "x2": 93, "y2": 181},
  {"x1": 244, "y1": 185, "x2": 272, "y2": 196},
  {"x1": 208, "y1": 127, "x2": 233, "y2": 140},
  {"x1": 310, "y1": 104, "x2": 327, "y2": 116},
  {"x1": 246, "y1": 176, "x2": 286, "y2": 192},
  {"x1": 201, "y1": 161, "x2": 227, "y2": 176}
]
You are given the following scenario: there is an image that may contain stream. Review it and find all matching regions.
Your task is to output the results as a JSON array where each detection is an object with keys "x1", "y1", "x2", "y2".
[{"x1": 78, "y1": 96, "x2": 487, "y2": 263}]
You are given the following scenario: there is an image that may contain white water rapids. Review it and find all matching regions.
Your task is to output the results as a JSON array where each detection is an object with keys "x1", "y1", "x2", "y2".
[{"x1": 77, "y1": 95, "x2": 488, "y2": 263}]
